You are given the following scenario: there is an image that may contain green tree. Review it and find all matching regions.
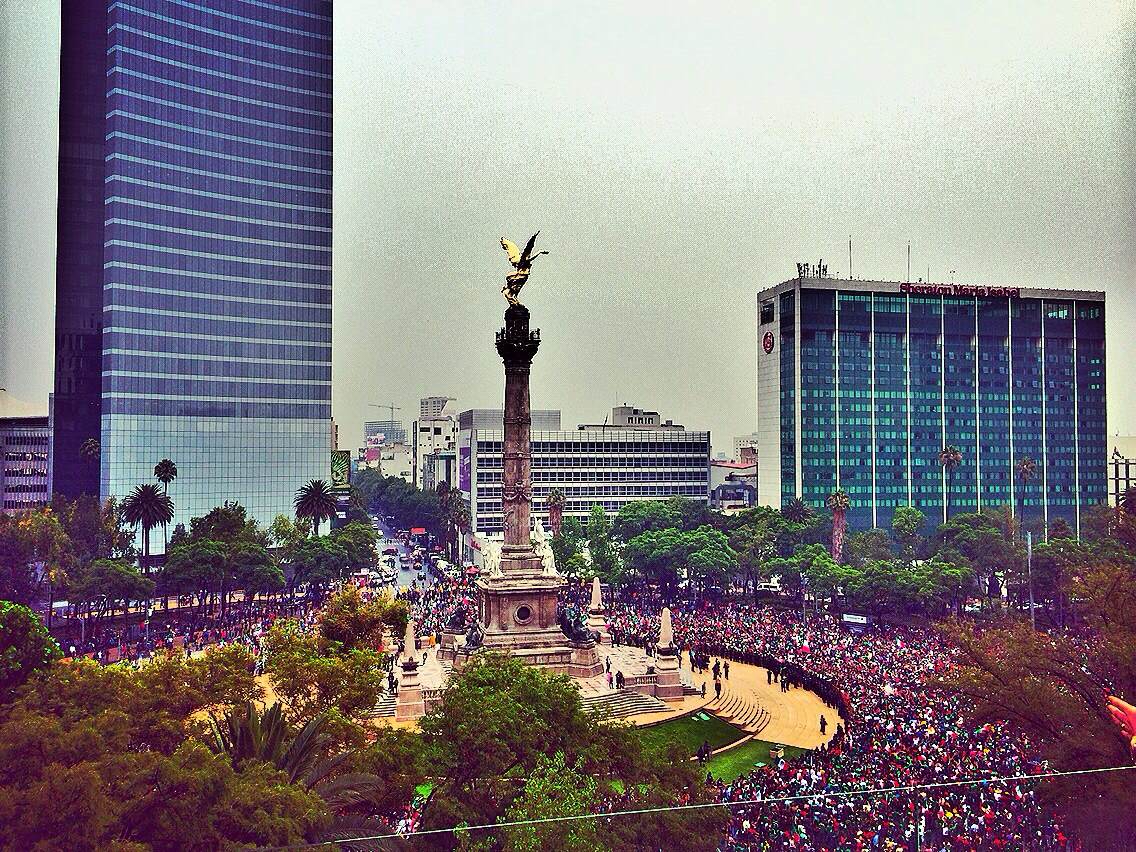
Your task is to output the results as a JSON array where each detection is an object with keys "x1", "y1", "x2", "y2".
[
  {"x1": 68, "y1": 558, "x2": 155, "y2": 625},
  {"x1": 260, "y1": 618, "x2": 386, "y2": 724},
  {"x1": 613, "y1": 500, "x2": 682, "y2": 541},
  {"x1": 682, "y1": 526, "x2": 737, "y2": 598},
  {"x1": 160, "y1": 539, "x2": 228, "y2": 615},
  {"x1": 890, "y1": 506, "x2": 926, "y2": 562},
  {"x1": 826, "y1": 489, "x2": 850, "y2": 563},
  {"x1": 121, "y1": 483, "x2": 174, "y2": 571},
  {"x1": 189, "y1": 502, "x2": 267, "y2": 549},
  {"x1": 622, "y1": 527, "x2": 686, "y2": 595},
  {"x1": 0, "y1": 508, "x2": 75, "y2": 608},
  {"x1": 52, "y1": 494, "x2": 135, "y2": 566},
  {"x1": 268, "y1": 514, "x2": 312, "y2": 564},
  {"x1": 153, "y1": 458, "x2": 178, "y2": 551},
  {"x1": 0, "y1": 601, "x2": 60, "y2": 701},
  {"x1": 941, "y1": 558, "x2": 1136, "y2": 848},
  {"x1": 502, "y1": 751, "x2": 602, "y2": 852},
  {"x1": 318, "y1": 584, "x2": 405, "y2": 651},
  {"x1": 938, "y1": 444, "x2": 963, "y2": 521},
  {"x1": 418, "y1": 653, "x2": 725, "y2": 848},
  {"x1": 931, "y1": 511, "x2": 1023, "y2": 602},
  {"x1": 727, "y1": 506, "x2": 790, "y2": 597},
  {"x1": 550, "y1": 515, "x2": 585, "y2": 577},
  {"x1": 585, "y1": 504, "x2": 622, "y2": 585},
  {"x1": 545, "y1": 487, "x2": 566, "y2": 536},
  {"x1": 231, "y1": 543, "x2": 285, "y2": 603},
  {"x1": 329, "y1": 521, "x2": 379, "y2": 573},
  {"x1": 0, "y1": 669, "x2": 323, "y2": 852},
  {"x1": 208, "y1": 701, "x2": 384, "y2": 813},
  {"x1": 290, "y1": 537, "x2": 350, "y2": 597},
  {"x1": 842, "y1": 528, "x2": 893, "y2": 568},
  {"x1": 295, "y1": 480, "x2": 337, "y2": 537},
  {"x1": 1048, "y1": 516, "x2": 1075, "y2": 540},
  {"x1": 781, "y1": 497, "x2": 814, "y2": 525}
]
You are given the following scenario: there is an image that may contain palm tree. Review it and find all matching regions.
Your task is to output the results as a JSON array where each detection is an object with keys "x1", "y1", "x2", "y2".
[
  {"x1": 827, "y1": 489, "x2": 850, "y2": 563},
  {"x1": 938, "y1": 444, "x2": 963, "y2": 522},
  {"x1": 153, "y1": 458, "x2": 177, "y2": 552},
  {"x1": 79, "y1": 437, "x2": 100, "y2": 464},
  {"x1": 209, "y1": 702, "x2": 382, "y2": 811},
  {"x1": 121, "y1": 483, "x2": 174, "y2": 573},
  {"x1": 295, "y1": 479, "x2": 337, "y2": 537},
  {"x1": 546, "y1": 487, "x2": 566, "y2": 536},
  {"x1": 782, "y1": 497, "x2": 813, "y2": 525},
  {"x1": 1121, "y1": 485, "x2": 1136, "y2": 516},
  {"x1": 1015, "y1": 456, "x2": 1037, "y2": 539}
]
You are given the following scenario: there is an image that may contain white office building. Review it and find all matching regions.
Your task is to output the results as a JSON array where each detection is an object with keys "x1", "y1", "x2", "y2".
[{"x1": 459, "y1": 406, "x2": 710, "y2": 534}]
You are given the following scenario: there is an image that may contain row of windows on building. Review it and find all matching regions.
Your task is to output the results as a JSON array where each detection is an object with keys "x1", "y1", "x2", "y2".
[
  {"x1": 476, "y1": 470, "x2": 710, "y2": 483},
  {"x1": 475, "y1": 440, "x2": 709, "y2": 453}
]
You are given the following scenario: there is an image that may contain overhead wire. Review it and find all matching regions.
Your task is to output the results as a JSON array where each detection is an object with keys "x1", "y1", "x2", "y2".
[{"x1": 259, "y1": 763, "x2": 1136, "y2": 849}]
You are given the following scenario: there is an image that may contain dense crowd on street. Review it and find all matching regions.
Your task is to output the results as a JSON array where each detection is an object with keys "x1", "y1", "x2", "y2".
[
  {"x1": 57, "y1": 597, "x2": 322, "y2": 667},
  {"x1": 49, "y1": 552, "x2": 1075, "y2": 849},
  {"x1": 608, "y1": 598, "x2": 1071, "y2": 851},
  {"x1": 400, "y1": 572, "x2": 1072, "y2": 850}
]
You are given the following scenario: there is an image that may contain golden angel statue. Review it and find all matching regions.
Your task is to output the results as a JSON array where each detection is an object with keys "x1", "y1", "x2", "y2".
[{"x1": 500, "y1": 232, "x2": 549, "y2": 306}]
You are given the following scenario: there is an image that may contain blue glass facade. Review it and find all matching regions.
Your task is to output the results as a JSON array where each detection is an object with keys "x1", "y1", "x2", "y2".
[
  {"x1": 54, "y1": 1, "x2": 332, "y2": 536},
  {"x1": 760, "y1": 281, "x2": 1107, "y2": 535}
]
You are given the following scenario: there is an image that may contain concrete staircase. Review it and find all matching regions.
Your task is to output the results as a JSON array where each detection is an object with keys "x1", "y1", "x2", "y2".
[
  {"x1": 582, "y1": 688, "x2": 669, "y2": 718},
  {"x1": 370, "y1": 691, "x2": 397, "y2": 718},
  {"x1": 707, "y1": 685, "x2": 771, "y2": 735}
]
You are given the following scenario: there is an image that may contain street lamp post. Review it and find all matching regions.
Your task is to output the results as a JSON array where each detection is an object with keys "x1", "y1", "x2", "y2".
[{"x1": 1026, "y1": 531, "x2": 1036, "y2": 630}]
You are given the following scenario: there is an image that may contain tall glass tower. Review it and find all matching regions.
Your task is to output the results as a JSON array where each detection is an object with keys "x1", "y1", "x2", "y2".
[
  {"x1": 53, "y1": 1, "x2": 332, "y2": 537},
  {"x1": 757, "y1": 276, "x2": 1106, "y2": 534}
]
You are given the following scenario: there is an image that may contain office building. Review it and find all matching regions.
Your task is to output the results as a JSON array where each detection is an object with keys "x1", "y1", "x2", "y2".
[
  {"x1": 364, "y1": 420, "x2": 407, "y2": 446},
  {"x1": 710, "y1": 459, "x2": 757, "y2": 510},
  {"x1": 1, "y1": 393, "x2": 51, "y2": 513},
  {"x1": 51, "y1": 1, "x2": 333, "y2": 536},
  {"x1": 413, "y1": 396, "x2": 457, "y2": 487},
  {"x1": 419, "y1": 396, "x2": 456, "y2": 418},
  {"x1": 733, "y1": 432, "x2": 760, "y2": 460},
  {"x1": 1109, "y1": 437, "x2": 1136, "y2": 507},
  {"x1": 757, "y1": 275, "x2": 1107, "y2": 532},
  {"x1": 457, "y1": 409, "x2": 562, "y2": 432},
  {"x1": 460, "y1": 405, "x2": 710, "y2": 534}
]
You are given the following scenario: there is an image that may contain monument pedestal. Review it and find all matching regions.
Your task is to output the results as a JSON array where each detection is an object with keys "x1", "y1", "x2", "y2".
[
  {"x1": 587, "y1": 607, "x2": 611, "y2": 646},
  {"x1": 395, "y1": 660, "x2": 425, "y2": 720},
  {"x1": 654, "y1": 648, "x2": 684, "y2": 701}
]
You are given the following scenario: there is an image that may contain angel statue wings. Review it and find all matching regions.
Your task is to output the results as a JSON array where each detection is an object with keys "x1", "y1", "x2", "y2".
[{"x1": 500, "y1": 232, "x2": 549, "y2": 306}]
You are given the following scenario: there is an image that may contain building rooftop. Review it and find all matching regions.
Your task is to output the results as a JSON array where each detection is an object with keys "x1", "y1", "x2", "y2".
[
  {"x1": 0, "y1": 391, "x2": 47, "y2": 420},
  {"x1": 759, "y1": 275, "x2": 1105, "y2": 303}
]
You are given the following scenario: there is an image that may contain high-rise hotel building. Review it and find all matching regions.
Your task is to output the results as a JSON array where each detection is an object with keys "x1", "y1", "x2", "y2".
[
  {"x1": 52, "y1": 1, "x2": 332, "y2": 535},
  {"x1": 756, "y1": 276, "x2": 1106, "y2": 533}
]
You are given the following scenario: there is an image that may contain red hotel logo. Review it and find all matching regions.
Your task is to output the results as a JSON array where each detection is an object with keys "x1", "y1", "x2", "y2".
[
  {"x1": 900, "y1": 283, "x2": 1021, "y2": 298},
  {"x1": 762, "y1": 331, "x2": 775, "y2": 354}
]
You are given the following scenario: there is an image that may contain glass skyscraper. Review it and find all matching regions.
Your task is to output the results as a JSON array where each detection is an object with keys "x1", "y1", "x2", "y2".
[
  {"x1": 756, "y1": 277, "x2": 1106, "y2": 533},
  {"x1": 52, "y1": 1, "x2": 332, "y2": 537}
]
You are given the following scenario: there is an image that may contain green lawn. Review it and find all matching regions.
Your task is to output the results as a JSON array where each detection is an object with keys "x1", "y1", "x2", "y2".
[
  {"x1": 705, "y1": 740, "x2": 806, "y2": 782},
  {"x1": 636, "y1": 712, "x2": 746, "y2": 756}
]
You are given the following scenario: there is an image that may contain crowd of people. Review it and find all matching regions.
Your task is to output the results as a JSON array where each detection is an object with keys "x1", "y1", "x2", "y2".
[
  {"x1": 403, "y1": 571, "x2": 1072, "y2": 849},
  {"x1": 608, "y1": 599, "x2": 1071, "y2": 850},
  {"x1": 49, "y1": 547, "x2": 1076, "y2": 849}
]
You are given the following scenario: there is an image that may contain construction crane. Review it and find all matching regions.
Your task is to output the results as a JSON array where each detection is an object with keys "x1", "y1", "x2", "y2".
[{"x1": 368, "y1": 402, "x2": 402, "y2": 422}]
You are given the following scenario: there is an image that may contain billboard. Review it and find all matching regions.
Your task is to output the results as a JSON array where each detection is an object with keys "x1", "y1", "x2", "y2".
[
  {"x1": 331, "y1": 450, "x2": 351, "y2": 489},
  {"x1": 459, "y1": 445, "x2": 471, "y2": 493}
]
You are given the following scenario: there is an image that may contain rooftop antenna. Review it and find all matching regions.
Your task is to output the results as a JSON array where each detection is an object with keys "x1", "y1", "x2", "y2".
[
  {"x1": 906, "y1": 242, "x2": 911, "y2": 282},
  {"x1": 848, "y1": 236, "x2": 853, "y2": 280}
]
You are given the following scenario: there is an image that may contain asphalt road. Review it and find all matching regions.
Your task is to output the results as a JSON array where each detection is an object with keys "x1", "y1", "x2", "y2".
[{"x1": 374, "y1": 517, "x2": 433, "y2": 590}]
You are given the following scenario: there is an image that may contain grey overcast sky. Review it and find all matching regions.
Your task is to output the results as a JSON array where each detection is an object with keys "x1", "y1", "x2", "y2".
[{"x1": 2, "y1": 1, "x2": 1134, "y2": 453}]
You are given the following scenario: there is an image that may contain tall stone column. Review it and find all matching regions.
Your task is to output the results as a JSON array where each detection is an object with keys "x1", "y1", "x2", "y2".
[{"x1": 495, "y1": 305, "x2": 542, "y2": 572}]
